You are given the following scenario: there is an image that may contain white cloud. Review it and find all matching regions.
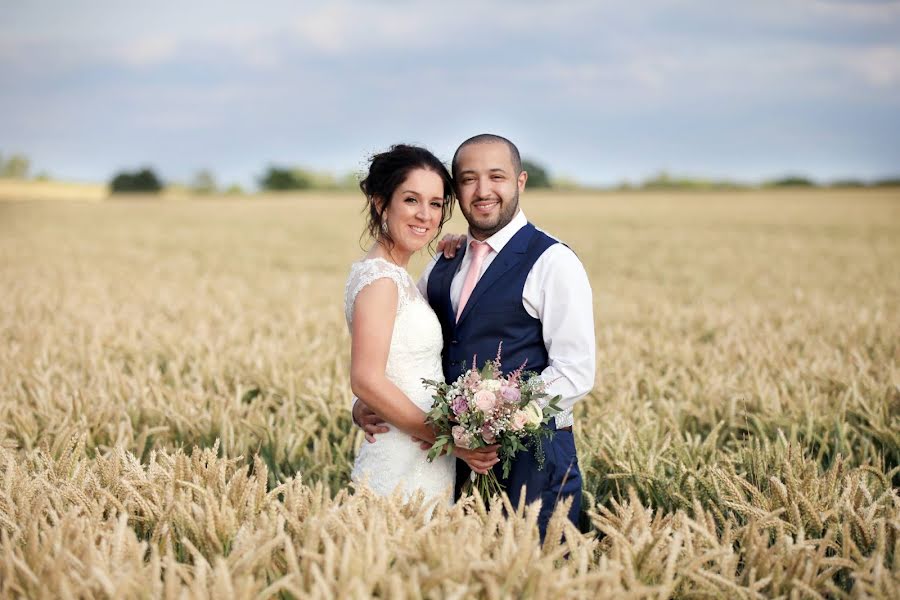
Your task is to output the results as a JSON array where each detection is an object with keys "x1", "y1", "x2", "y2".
[
  {"x1": 119, "y1": 35, "x2": 180, "y2": 67},
  {"x1": 843, "y1": 45, "x2": 900, "y2": 86},
  {"x1": 810, "y1": 0, "x2": 900, "y2": 23}
]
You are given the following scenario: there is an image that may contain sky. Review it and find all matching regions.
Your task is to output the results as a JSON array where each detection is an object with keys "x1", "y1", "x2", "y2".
[{"x1": 2, "y1": 0, "x2": 899, "y2": 188}]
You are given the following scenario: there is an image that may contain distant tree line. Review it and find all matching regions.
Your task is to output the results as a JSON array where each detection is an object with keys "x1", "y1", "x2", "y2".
[
  {"x1": 257, "y1": 166, "x2": 358, "y2": 191},
  {"x1": 7, "y1": 150, "x2": 899, "y2": 195},
  {"x1": 104, "y1": 165, "x2": 360, "y2": 195},
  {"x1": 617, "y1": 171, "x2": 900, "y2": 191},
  {"x1": 96, "y1": 162, "x2": 900, "y2": 195},
  {"x1": 107, "y1": 167, "x2": 241, "y2": 195},
  {"x1": 0, "y1": 152, "x2": 55, "y2": 180}
]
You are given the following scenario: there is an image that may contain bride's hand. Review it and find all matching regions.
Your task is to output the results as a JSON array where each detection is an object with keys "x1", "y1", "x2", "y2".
[
  {"x1": 436, "y1": 233, "x2": 466, "y2": 258},
  {"x1": 453, "y1": 445, "x2": 500, "y2": 475}
]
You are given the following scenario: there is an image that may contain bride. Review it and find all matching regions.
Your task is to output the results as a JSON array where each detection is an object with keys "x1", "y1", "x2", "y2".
[{"x1": 345, "y1": 144, "x2": 498, "y2": 503}]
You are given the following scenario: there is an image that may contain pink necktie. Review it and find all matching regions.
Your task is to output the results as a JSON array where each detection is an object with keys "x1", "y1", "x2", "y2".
[{"x1": 456, "y1": 240, "x2": 491, "y2": 321}]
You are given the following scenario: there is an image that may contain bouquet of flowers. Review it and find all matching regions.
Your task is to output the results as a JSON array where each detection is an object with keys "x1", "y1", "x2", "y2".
[{"x1": 422, "y1": 346, "x2": 562, "y2": 498}]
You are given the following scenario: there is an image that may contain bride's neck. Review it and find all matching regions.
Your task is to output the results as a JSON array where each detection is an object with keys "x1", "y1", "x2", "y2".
[{"x1": 367, "y1": 240, "x2": 411, "y2": 269}]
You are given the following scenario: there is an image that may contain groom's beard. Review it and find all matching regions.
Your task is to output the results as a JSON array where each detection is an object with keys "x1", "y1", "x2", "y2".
[{"x1": 467, "y1": 189, "x2": 519, "y2": 239}]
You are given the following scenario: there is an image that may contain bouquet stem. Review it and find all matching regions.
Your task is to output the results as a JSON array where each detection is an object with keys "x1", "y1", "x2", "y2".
[{"x1": 463, "y1": 469, "x2": 504, "y2": 499}]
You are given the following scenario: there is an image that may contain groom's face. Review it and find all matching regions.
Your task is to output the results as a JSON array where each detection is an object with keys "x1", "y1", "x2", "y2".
[{"x1": 455, "y1": 142, "x2": 527, "y2": 240}]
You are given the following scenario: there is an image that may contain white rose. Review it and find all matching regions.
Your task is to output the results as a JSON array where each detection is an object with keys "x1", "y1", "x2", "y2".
[
  {"x1": 480, "y1": 379, "x2": 502, "y2": 392},
  {"x1": 523, "y1": 401, "x2": 544, "y2": 427}
]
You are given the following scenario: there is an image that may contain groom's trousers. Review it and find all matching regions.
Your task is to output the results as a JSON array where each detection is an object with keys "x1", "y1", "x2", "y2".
[{"x1": 455, "y1": 421, "x2": 582, "y2": 541}]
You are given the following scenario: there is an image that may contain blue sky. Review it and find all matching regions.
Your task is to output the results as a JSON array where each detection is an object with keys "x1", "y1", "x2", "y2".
[{"x1": 2, "y1": 0, "x2": 899, "y2": 187}]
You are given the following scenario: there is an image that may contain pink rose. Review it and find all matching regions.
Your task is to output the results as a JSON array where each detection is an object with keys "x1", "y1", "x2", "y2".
[
  {"x1": 481, "y1": 424, "x2": 496, "y2": 444},
  {"x1": 452, "y1": 425, "x2": 472, "y2": 449},
  {"x1": 473, "y1": 390, "x2": 497, "y2": 414},
  {"x1": 451, "y1": 394, "x2": 469, "y2": 416},
  {"x1": 500, "y1": 384, "x2": 521, "y2": 404},
  {"x1": 510, "y1": 411, "x2": 528, "y2": 431}
]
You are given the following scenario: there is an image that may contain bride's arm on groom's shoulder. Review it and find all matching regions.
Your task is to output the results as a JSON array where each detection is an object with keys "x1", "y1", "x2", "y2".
[
  {"x1": 436, "y1": 233, "x2": 466, "y2": 258},
  {"x1": 350, "y1": 278, "x2": 437, "y2": 443}
]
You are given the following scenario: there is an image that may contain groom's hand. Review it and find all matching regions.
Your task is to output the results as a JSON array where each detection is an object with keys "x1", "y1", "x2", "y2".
[
  {"x1": 454, "y1": 445, "x2": 500, "y2": 475},
  {"x1": 412, "y1": 436, "x2": 433, "y2": 451},
  {"x1": 352, "y1": 400, "x2": 388, "y2": 443},
  {"x1": 436, "y1": 233, "x2": 466, "y2": 258}
]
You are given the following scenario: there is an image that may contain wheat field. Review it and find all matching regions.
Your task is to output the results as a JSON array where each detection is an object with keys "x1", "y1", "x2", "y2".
[{"x1": 1, "y1": 188, "x2": 898, "y2": 598}]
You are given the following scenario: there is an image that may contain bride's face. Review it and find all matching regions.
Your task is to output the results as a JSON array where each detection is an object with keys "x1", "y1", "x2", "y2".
[{"x1": 381, "y1": 168, "x2": 446, "y2": 254}]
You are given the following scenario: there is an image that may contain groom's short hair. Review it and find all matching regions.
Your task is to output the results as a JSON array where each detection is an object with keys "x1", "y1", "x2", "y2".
[{"x1": 452, "y1": 134, "x2": 523, "y2": 179}]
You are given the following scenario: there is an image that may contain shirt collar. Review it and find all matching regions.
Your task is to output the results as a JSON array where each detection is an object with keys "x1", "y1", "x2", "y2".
[{"x1": 466, "y1": 210, "x2": 527, "y2": 254}]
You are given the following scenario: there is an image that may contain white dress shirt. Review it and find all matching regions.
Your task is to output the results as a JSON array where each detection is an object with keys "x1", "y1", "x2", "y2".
[{"x1": 417, "y1": 210, "x2": 596, "y2": 428}]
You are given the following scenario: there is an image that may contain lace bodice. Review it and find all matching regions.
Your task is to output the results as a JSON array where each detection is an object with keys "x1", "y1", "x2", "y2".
[{"x1": 345, "y1": 257, "x2": 454, "y2": 503}]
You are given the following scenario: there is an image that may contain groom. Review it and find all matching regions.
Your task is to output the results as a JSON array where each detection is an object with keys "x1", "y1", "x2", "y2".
[{"x1": 354, "y1": 133, "x2": 596, "y2": 537}]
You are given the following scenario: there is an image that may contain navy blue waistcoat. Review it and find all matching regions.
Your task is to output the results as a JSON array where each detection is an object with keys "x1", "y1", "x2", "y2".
[{"x1": 427, "y1": 223, "x2": 557, "y2": 382}]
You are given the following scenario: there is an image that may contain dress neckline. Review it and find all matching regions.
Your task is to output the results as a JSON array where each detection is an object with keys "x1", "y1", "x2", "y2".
[
  {"x1": 356, "y1": 256, "x2": 406, "y2": 271},
  {"x1": 353, "y1": 256, "x2": 425, "y2": 298}
]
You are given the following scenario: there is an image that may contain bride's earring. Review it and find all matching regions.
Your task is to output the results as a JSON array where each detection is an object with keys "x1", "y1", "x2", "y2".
[{"x1": 381, "y1": 219, "x2": 389, "y2": 234}]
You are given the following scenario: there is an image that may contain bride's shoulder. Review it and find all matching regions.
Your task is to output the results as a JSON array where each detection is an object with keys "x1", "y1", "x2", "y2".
[{"x1": 345, "y1": 257, "x2": 411, "y2": 301}]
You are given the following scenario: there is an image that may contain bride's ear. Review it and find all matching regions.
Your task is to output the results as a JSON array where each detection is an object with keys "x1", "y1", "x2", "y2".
[{"x1": 371, "y1": 195, "x2": 385, "y2": 216}]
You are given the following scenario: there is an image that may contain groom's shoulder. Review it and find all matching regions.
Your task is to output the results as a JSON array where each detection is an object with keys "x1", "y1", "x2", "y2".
[
  {"x1": 529, "y1": 224, "x2": 587, "y2": 269},
  {"x1": 531, "y1": 224, "x2": 576, "y2": 255},
  {"x1": 531, "y1": 223, "x2": 561, "y2": 244}
]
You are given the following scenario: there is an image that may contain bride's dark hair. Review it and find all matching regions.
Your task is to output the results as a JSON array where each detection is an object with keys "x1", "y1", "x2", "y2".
[{"x1": 359, "y1": 144, "x2": 455, "y2": 248}]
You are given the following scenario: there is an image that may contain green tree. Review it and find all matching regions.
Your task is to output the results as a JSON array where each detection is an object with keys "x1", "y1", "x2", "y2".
[
  {"x1": 639, "y1": 171, "x2": 745, "y2": 190},
  {"x1": 191, "y1": 169, "x2": 217, "y2": 194},
  {"x1": 521, "y1": 158, "x2": 551, "y2": 188},
  {"x1": 830, "y1": 179, "x2": 866, "y2": 188},
  {"x1": 1, "y1": 153, "x2": 31, "y2": 179},
  {"x1": 766, "y1": 175, "x2": 816, "y2": 187},
  {"x1": 258, "y1": 166, "x2": 313, "y2": 191},
  {"x1": 110, "y1": 168, "x2": 163, "y2": 193},
  {"x1": 339, "y1": 172, "x2": 360, "y2": 190}
]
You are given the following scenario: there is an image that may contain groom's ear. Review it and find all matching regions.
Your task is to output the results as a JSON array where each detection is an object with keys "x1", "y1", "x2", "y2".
[{"x1": 517, "y1": 169, "x2": 528, "y2": 193}]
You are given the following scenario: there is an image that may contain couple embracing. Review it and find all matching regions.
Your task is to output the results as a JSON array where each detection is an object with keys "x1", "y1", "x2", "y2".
[{"x1": 345, "y1": 134, "x2": 595, "y2": 537}]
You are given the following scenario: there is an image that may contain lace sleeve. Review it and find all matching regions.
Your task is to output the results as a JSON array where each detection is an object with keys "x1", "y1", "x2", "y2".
[{"x1": 344, "y1": 259, "x2": 415, "y2": 327}]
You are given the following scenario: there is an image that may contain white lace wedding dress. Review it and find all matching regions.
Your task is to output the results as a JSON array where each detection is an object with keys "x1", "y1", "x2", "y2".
[{"x1": 344, "y1": 257, "x2": 455, "y2": 504}]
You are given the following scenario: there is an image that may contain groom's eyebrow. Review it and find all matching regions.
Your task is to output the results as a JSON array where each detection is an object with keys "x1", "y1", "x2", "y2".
[
  {"x1": 457, "y1": 167, "x2": 509, "y2": 177},
  {"x1": 459, "y1": 168, "x2": 509, "y2": 175}
]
